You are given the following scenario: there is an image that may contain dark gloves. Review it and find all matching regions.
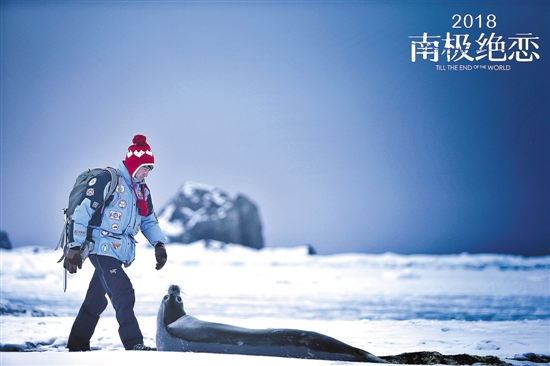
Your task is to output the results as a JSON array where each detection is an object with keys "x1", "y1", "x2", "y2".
[
  {"x1": 64, "y1": 247, "x2": 83, "y2": 274},
  {"x1": 155, "y1": 243, "x2": 167, "y2": 270}
]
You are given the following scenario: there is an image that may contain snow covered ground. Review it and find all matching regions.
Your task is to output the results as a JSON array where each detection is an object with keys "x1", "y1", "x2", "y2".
[{"x1": 1, "y1": 243, "x2": 549, "y2": 365}]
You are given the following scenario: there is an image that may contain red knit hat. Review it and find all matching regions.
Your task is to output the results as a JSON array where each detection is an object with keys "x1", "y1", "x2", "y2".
[{"x1": 124, "y1": 134, "x2": 154, "y2": 177}]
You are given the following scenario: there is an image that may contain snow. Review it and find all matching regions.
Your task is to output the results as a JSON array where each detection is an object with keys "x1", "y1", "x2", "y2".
[
  {"x1": 155, "y1": 204, "x2": 183, "y2": 237},
  {"x1": 1, "y1": 243, "x2": 549, "y2": 365}
]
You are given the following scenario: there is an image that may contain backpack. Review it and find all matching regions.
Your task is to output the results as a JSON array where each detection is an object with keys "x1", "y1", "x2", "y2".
[{"x1": 55, "y1": 167, "x2": 119, "y2": 290}]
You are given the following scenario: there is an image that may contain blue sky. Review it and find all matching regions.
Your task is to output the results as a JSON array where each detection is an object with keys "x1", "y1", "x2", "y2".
[{"x1": 1, "y1": 1, "x2": 548, "y2": 255}]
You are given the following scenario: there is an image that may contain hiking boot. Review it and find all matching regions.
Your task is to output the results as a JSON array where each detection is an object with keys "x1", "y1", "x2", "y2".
[
  {"x1": 132, "y1": 343, "x2": 156, "y2": 351},
  {"x1": 68, "y1": 347, "x2": 90, "y2": 352},
  {"x1": 67, "y1": 343, "x2": 90, "y2": 352}
]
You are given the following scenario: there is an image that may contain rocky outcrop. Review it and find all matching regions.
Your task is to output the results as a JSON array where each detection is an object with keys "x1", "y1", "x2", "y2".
[
  {"x1": 0, "y1": 300, "x2": 54, "y2": 317},
  {"x1": 381, "y1": 351, "x2": 511, "y2": 365},
  {"x1": 510, "y1": 353, "x2": 550, "y2": 363},
  {"x1": 157, "y1": 182, "x2": 264, "y2": 249},
  {"x1": 0, "y1": 230, "x2": 12, "y2": 250}
]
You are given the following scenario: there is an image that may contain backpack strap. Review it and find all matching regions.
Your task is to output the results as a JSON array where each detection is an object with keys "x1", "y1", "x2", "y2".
[
  {"x1": 88, "y1": 167, "x2": 119, "y2": 218},
  {"x1": 104, "y1": 167, "x2": 120, "y2": 201},
  {"x1": 85, "y1": 167, "x2": 119, "y2": 243},
  {"x1": 55, "y1": 210, "x2": 68, "y2": 251}
]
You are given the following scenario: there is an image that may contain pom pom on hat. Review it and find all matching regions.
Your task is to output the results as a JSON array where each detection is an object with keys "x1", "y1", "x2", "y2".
[
  {"x1": 133, "y1": 134, "x2": 147, "y2": 146},
  {"x1": 124, "y1": 134, "x2": 154, "y2": 177}
]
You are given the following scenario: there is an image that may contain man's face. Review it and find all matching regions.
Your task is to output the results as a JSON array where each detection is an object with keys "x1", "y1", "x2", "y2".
[{"x1": 135, "y1": 165, "x2": 153, "y2": 181}]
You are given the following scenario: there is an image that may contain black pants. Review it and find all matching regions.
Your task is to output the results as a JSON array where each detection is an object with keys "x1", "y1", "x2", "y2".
[{"x1": 67, "y1": 255, "x2": 143, "y2": 350}]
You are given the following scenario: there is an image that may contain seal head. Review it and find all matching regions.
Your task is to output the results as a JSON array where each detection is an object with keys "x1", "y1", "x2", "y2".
[{"x1": 162, "y1": 285, "x2": 186, "y2": 325}]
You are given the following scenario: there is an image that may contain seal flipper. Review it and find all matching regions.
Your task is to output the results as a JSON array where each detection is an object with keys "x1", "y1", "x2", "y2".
[{"x1": 358, "y1": 349, "x2": 391, "y2": 363}]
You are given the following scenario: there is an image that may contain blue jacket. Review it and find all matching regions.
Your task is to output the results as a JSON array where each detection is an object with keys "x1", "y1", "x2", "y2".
[{"x1": 70, "y1": 162, "x2": 167, "y2": 265}]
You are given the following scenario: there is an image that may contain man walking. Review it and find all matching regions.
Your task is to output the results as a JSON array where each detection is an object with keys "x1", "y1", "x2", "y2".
[{"x1": 64, "y1": 134, "x2": 167, "y2": 351}]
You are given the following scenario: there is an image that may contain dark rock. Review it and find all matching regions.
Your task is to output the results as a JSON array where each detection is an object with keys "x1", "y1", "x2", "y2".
[
  {"x1": 381, "y1": 351, "x2": 511, "y2": 365},
  {"x1": 0, "y1": 300, "x2": 54, "y2": 317},
  {"x1": 512, "y1": 353, "x2": 550, "y2": 363},
  {"x1": 0, "y1": 230, "x2": 12, "y2": 250},
  {"x1": 0, "y1": 343, "x2": 34, "y2": 352},
  {"x1": 158, "y1": 182, "x2": 264, "y2": 250},
  {"x1": 0, "y1": 339, "x2": 60, "y2": 352}
]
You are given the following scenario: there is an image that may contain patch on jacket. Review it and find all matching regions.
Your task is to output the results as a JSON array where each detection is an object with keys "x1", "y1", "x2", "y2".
[{"x1": 109, "y1": 211, "x2": 122, "y2": 221}]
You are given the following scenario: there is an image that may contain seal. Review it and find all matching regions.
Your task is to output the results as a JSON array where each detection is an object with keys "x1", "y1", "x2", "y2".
[{"x1": 156, "y1": 284, "x2": 388, "y2": 363}]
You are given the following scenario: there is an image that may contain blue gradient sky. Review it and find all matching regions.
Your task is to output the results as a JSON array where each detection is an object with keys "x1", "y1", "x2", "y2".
[{"x1": 1, "y1": 1, "x2": 548, "y2": 255}]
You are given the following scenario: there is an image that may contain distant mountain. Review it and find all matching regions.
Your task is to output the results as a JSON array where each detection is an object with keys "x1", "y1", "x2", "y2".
[
  {"x1": 157, "y1": 182, "x2": 264, "y2": 249},
  {"x1": 0, "y1": 230, "x2": 12, "y2": 250}
]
